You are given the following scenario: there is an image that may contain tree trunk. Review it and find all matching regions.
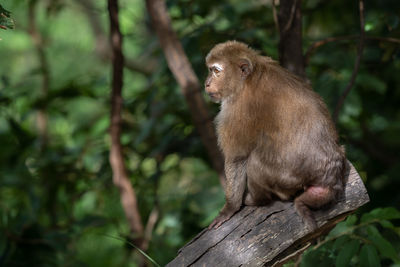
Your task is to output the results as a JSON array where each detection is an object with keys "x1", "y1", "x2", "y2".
[
  {"x1": 278, "y1": 0, "x2": 306, "y2": 78},
  {"x1": 145, "y1": 0, "x2": 225, "y2": 187}
]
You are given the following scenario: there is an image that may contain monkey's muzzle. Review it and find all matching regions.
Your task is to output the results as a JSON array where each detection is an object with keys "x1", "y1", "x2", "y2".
[{"x1": 206, "y1": 92, "x2": 221, "y2": 103}]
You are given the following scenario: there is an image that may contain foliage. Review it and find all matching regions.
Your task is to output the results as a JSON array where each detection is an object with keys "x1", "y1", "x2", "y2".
[
  {"x1": 0, "y1": 0, "x2": 399, "y2": 266},
  {"x1": 300, "y1": 207, "x2": 400, "y2": 267},
  {"x1": 0, "y1": 4, "x2": 14, "y2": 30}
]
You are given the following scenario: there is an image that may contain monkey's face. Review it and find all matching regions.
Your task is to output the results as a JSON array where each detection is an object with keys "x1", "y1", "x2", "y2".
[
  {"x1": 205, "y1": 60, "x2": 249, "y2": 103},
  {"x1": 205, "y1": 62, "x2": 227, "y2": 103}
]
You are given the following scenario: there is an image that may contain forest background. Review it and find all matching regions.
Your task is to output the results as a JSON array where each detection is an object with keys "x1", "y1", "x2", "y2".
[{"x1": 0, "y1": 0, "x2": 400, "y2": 266}]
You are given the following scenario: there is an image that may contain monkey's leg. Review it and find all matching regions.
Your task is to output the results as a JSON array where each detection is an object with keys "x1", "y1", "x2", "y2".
[
  {"x1": 209, "y1": 159, "x2": 247, "y2": 229},
  {"x1": 244, "y1": 193, "x2": 257, "y2": 206},
  {"x1": 244, "y1": 192, "x2": 272, "y2": 206},
  {"x1": 294, "y1": 186, "x2": 335, "y2": 231},
  {"x1": 244, "y1": 180, "x2": 272, "y2": 206}
]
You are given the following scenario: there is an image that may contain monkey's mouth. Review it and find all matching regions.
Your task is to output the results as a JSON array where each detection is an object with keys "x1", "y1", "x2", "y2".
[{"x1": 207, "y1": 92, "x2": 221, "y2": 102}]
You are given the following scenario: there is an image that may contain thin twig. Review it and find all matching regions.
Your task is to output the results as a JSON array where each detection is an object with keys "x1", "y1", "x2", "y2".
[
  {"x1": 333, "y1": 0, "x2": 365, "y2": 123},
  {"x1": 143, "y1": 207, "x2": 159, "y2": 250},
  {"x1": 142, "y1": 161, "x2": 161, "y2": 251},
  {"x1": 101, "y1": 235, "x2": 161, "y2": 267},
  {"x1": 305, "y1": 35, "x2": 358, "y2": 65},
  {"x1": 272, "y1": 0, "x2": 280, "y2": 33},
  {"x1": 107, "y1": 0, "x2": 145, "y2": 249},
  {"x1": 368, "y1": 36, "x2": 400, "y2": 44},
  {"x1": 283, "y1": 0, "x2": 298, "y2": 32},
  {"x1": 75, "y1": 0, "x2": 156, "y2": 76},
  {"x1": 28, "y1": 1, "x2": 49, "y2": 149},
  {"x1": 305, "y1": 35, "x2": 400, "y2": 65}
]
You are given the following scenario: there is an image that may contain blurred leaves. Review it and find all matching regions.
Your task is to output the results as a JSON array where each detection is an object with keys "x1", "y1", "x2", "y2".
[
  {"x1": 301, "y1": 208, "x2": 400, "y2": 267},
  {"x1": 335, "y1": 239, "x2": 360, "y2": 267},
  {"x1": 0, "y1": 4, "x2": 14, "y2": 30},
  {"x1": 359, "y1": 244, "x2": 381, "y2": 267}
]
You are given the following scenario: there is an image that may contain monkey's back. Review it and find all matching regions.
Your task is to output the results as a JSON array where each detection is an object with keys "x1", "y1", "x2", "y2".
[{"x1": 244, "y1": 61, "x2": 346, "y2": 198}]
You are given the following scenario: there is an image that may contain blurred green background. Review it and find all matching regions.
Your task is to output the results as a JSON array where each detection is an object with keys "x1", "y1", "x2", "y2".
[{"x1": 0, "y1": 0, "x2": 399, "y2": 266}]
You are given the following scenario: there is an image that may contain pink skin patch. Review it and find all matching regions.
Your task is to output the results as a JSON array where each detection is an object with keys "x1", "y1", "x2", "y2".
[{"x1": 305, "y1": 186, "x2": 330, "y2": 198}]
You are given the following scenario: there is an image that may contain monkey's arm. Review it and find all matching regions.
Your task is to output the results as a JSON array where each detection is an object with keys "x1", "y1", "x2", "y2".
[{"x1": 209, "y1": 159, "x2": 247, "y2": 229}]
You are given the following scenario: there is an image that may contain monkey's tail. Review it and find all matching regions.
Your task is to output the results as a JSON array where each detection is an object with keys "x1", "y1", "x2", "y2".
[
  {"x1": 294, "y1": 197, "x2": 318, "y2": 230},
  {"x1": 320, "y1": 144, "x2": 347, "y2": 197},
  {"x1": 332, "y1": 146, "x2": 348, "y2": 197}
]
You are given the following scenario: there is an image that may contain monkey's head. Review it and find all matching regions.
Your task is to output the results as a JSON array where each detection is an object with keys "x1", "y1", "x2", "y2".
[{"x1": 205, "y1": 41, "x2": 256, "y2": 103}]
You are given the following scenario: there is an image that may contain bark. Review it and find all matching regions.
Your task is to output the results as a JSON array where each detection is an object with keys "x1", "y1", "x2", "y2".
[
  {"x1": 145, "y1": 0, "x2": 225, "y2": 187},
  {"x1": 107, "y1": 0, "x2": 144, "y2": 247},
  {"x1": 277, "y1": 0, "x2": 306, "y2": 78},
  {"x1": 166, "y1": 161, "x2": 369, "y2": 266}
]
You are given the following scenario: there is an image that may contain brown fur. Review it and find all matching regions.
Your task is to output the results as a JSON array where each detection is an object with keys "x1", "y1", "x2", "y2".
[{"x1": 205, "y1": 41, "x2": 347, "y2": 230}]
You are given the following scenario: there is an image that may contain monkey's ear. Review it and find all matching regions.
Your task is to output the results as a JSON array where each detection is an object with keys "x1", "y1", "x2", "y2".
[{"x1": 239, "y1": 58, "x2": 253, "y2": 78}]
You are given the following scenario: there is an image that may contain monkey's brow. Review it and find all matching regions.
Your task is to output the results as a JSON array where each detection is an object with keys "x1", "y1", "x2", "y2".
[{"x1": 212, "y1": 63, "x2": 224, "y2": 71}]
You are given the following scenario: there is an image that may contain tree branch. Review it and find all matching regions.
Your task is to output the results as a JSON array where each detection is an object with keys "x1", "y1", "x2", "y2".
[
  {"x1": 142, "y1": 160, "x2": 162, "y2": 251},
  {"x1": 77, "y1": 0, "x2": 156, "y2": 76},
  {"x1": 143, "y1": 206, "x2": 159, "y2": 251},
  {"x1": 282, "y1": 0, "x2": 298, "y2": 33},
  {"x1": 107, "y1": 0, "x2": 144, "y2": 248},
  {"x1": 272, "y1": 0, "x2": 279, "y2": 33},
  {"x1": 166, "y1": 162, "x2": 369, "y2": 266},
  {"x1": 305, "y1": 35, "x2": 359, "y2": 65},
  {"x1": 28, "y1": 0, "x2": 49, "y2": 149},
  {"x1": 145, "y1": 0, "x2": 225, "y2": 187},
  {"x1": 333, "y1": 0, "x2": 365, "y2": 123},
  {"x1": 305, "y1": 35, "x2": 400, "y2": 65}
]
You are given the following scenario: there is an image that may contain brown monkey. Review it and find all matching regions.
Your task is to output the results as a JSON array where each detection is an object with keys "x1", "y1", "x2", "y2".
[{"x1": 205, "y1": 41, "x2": 347, "y2": 230}]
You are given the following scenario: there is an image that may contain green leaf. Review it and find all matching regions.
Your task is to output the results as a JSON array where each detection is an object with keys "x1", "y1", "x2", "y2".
[
  {"x1": 379, "y1": 219, "x2": 395, "y2": 230},
  {"x1": 360, "y1": 244, "x2": 381, "y2": 267},
  {"x1": 0, "y1": 5, "x2": 11, "y2": 17},
  {"x1": 301, "y1": 248, "x2": 334, "y2": 267},
  {"x1": 335, "y1": 239, "x2": 360, "y2": 267},
  {"x1": 345, "y1": 215, "x2": 357, "y2": 226},
  {"x1": 367, "y1": 225, "x2": 400, "y2": 263},
  {"x1": 361, "y1": 207, "x2": 400, "y2": 223},
  {"x1": 328, "y1": 220, "x2": 353, "y2": 237},
  {"x1": 333, "y1": 235, "x2": 350, "y2": 251}
]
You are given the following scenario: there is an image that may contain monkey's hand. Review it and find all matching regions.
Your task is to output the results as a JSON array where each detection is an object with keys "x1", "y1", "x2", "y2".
[{"x1": 208, "y1": 208, "x2": 236, "y2": 229}]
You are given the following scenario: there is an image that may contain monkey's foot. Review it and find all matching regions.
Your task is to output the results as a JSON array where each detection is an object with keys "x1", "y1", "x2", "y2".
[{"x1": 208, "y1": 211, "x2": 235, "y2": 229}]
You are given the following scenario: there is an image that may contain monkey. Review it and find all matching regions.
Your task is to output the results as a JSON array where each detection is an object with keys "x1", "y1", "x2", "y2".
[{"x1": 205, "y1": 41, "x2": 347, "y2": 230}]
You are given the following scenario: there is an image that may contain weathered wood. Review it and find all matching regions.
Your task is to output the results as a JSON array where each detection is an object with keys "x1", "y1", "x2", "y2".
[{"x1": 167, "y1": 161, "x2": 369, "y2": 267}]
